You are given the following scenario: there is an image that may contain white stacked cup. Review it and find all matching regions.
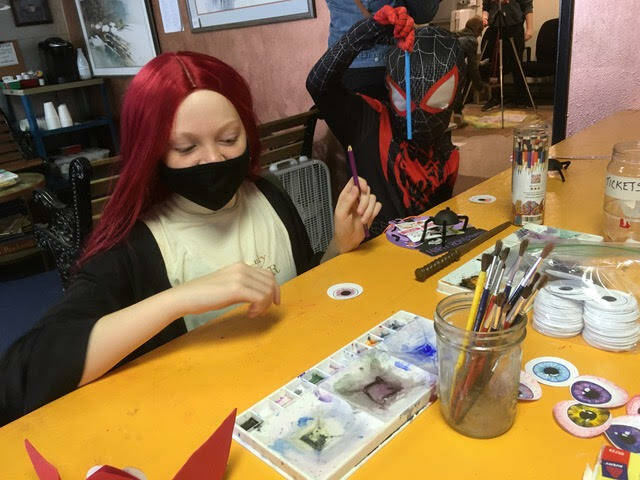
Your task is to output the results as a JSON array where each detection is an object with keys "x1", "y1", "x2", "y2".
[
  {"x1": 43, "y1": 101, "x2": 61, "y2": 130},
  {"x1": 57, "y1": 103, "x2": 73, "y2": 127}
]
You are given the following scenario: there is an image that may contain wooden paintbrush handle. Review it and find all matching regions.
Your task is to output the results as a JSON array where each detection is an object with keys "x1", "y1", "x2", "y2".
[
  {"x1": 415, "y1": 249, "x2": 461, "y2": 282},
  {"x1": 414, "y1": 221, "x2": 512, "y2": 282}
]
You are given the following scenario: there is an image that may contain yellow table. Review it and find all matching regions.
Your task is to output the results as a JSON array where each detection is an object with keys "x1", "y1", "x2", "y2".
[
  {"x1": 551, "y1": 109, "x2": 640, "y2": 160},
  {"x1": 1, "y1": 165, "x2": 638, "y2": 477}
]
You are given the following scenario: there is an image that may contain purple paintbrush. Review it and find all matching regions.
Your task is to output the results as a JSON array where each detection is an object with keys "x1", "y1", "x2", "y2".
[{"x1": 347, "y1": 145, "x2": 369, "y2": 238}]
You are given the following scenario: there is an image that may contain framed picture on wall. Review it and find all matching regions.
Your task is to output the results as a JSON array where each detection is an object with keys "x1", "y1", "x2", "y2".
[
  {"x1": 186, "y1": 0, "x2": 315, "y2": 32},
  {"x1": 9, "y1": 0, "x2": 53, "y2": 26},
  {"x1": 73, "y1": 0, "x2": 159, "y2": 76}
]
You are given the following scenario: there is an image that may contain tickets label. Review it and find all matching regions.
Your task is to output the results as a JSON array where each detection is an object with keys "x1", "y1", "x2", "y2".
[{"x1": 605, "y1": 175, "x2": 640, "y2": 201}]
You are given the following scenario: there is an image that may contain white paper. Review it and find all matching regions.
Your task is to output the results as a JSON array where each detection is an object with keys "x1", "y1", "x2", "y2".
[
  {"x1": 159, "y1": 0, "x2": 183, "y2": 33},
  {"x1": 0, "y1": 42, "x2": 19, "y2": 68},
  {"x1": 605, "y1": 174, "x2": 640, "y2": 202}
]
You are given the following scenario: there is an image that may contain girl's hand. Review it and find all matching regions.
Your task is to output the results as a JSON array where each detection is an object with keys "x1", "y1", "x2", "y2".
[
  {"x1": 173, "y1": 262, "x2": 280, "y2": 318},
  {"x1": 329, "y1": 177, "x2": 382, "y2": 256}
]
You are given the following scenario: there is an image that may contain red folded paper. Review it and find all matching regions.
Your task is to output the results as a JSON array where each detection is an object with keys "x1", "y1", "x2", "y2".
[{"x1": 25, "y1": 409, "x2": 237, "y2": 480}]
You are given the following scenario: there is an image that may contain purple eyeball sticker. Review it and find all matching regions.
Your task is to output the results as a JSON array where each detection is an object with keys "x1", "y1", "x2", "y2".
[
  {"x1": 605, "y1": 416, "x2": 640, "y2": 453},
  {"x1": 327, "y1": 283, "x2": 363, "y2": 300},
  {"x1": 627, "y1": 395, "x2": 640, "y2": 416},
  {"x1": 553, "y1": 400, "x2": 612, "y2": 438},
  {"x1": 518, "y1": 370, "x2": 542, "y2": 401},
  {"x1": 569, "y1": 375, "x2": 629, "y2": 409}
]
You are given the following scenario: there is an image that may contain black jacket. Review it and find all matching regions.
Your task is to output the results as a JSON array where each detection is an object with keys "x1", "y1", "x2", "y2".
[{"x1": 483, "y1": 0, "x2": 533, "y2": 27}]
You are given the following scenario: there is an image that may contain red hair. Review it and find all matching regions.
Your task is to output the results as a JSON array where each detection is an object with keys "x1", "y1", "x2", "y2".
[{"x1": 80, "y1": 52, "x2": 261, "y2": 263}]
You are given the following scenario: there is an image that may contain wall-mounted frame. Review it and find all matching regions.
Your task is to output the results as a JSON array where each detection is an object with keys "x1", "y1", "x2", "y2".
[
  {"x1": 73, "y1": 0, "x2": 159, "y2": 76},
  {"x1": 10, "y1": 0, "x2": 53, "y2": 26},
  {"x1": 186, "y1": 0, "x2": 315, "y2": 32}
]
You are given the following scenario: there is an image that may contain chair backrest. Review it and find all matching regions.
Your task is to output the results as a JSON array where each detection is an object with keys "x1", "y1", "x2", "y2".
[
  {"x1": 0, "y1": 107, "x2": 40, "y2": 172},
  {"x1": 535, "y1": 18, "x2": 559, "y2": 65},
  {"x1": 258, "y1": 108, "x2": 318, "y2": 166},
  {"x1": 88, "y1": 156, "x2": 120, "y2": 225},
  {"x1": 33, "y1": 157, "x2": 93, "y2": 288}
]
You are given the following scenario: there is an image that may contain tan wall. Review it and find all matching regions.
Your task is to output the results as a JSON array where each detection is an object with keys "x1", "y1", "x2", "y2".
[{"x1": 57, "y1": 0, "x2": 331, "y2": 125}]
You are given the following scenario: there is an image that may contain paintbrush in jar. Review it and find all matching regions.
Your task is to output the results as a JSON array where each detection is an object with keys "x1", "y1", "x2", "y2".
[
  {"x1": 503, "y1": 239, "x2": 529, "y2": 301},
  {"x1": 473, "y1": 240, "x2": 503, "y2": 331},
  {"x1": 508, "y1": 243, "x2": 554, "y2": 306}
]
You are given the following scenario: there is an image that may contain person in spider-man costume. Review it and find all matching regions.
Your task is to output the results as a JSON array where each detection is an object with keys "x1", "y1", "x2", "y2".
[{"x1": 307, "y1": 6, "x2": 465, "y2": 237}]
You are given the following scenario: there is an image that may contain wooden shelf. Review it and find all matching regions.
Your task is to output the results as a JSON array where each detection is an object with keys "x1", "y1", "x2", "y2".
[
  {"x1": 39, "y1": 117, "x2": 111, "y2": 137},
  {"x1": 0, "y1": 245, "x2": 41, "y2": 265},
  {"x1": 1, "y1": 78, "x2": 104, "y2": 96},
  {"x1": 0, "y1": 158, "x2": 42, "y2": 173}
]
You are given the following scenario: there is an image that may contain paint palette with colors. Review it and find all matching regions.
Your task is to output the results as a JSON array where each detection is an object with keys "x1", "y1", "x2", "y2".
[{"x1": 233, "y1": 311, "x2": 438, "y2": 480}]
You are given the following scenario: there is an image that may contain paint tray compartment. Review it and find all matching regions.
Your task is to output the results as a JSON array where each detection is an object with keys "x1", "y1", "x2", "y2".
[
  {"x1": 301, "y1": 369, "x2": 329, "y2": 386},
  {"x1": 270, "y1": 389, "x2": 298, "y2": 408},
  {"x1": 357, "y1": 333, "x2": 383, "y2": 347},
  {"x1": 368, "y1": 325, "x2": 395, "y2": 340},
  {"x1": 322, "y1": 349, "x2": 436, "y2": 422}
]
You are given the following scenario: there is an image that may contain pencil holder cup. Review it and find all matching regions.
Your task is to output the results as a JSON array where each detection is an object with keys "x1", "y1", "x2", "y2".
[
  {"x1": 434, "y1": 293, "x2": 526, "y2": 438},
  {"x1": 511, "y1": 121, "x2": 550, "y2": 226}
]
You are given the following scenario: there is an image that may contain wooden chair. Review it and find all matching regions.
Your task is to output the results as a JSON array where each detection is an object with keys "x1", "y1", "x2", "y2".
[
  {"x1": 258, "y1": 108, "x2": 318, "y2": 166},
  {"x1": 33, "y1": 108, "x2": 320, "y2": 286},
  {"x1": 0, "y1": 107, "x2": 42, "y2": 173}
]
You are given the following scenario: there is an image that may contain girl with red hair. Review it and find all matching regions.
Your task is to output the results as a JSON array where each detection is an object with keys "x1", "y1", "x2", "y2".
[{"x1": 0, "y1": 52, "x2": 381, "y2": 425}]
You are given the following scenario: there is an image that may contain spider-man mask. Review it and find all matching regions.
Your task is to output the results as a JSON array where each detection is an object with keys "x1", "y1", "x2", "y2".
[{"x1": 385, "y1": 26, "x2": 465, "y2": 144}]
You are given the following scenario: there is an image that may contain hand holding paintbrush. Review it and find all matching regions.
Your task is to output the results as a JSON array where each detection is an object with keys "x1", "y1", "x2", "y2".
[{"x1": 347, "y1": 145, "x2": 369, "y2": 238}]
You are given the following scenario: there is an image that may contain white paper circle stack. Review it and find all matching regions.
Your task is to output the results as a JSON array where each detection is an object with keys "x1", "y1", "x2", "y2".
[
  {"x1": 582, "y1": 289, "x2": 640, "y2": 352},
  {"x1": 532, "y1": 280, "x2": 585, "y2": 338}
]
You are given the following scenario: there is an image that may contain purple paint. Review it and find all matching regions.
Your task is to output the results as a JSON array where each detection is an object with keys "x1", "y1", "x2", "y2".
[{"x1": 314, "y1": 389, "x2": 333, "y2": 403}]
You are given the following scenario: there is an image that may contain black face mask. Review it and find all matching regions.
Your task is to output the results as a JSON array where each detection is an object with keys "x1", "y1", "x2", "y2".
[{"x1": 159, "y1": 149, "x2": 250, "y2": 211}]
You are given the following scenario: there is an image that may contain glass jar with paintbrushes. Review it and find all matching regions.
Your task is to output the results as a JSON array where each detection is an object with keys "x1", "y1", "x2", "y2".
[
  {"x1": 433, "y1": 240, "x2": 554, "y2": 438},
  {"x1": 435, "y1": 292, "x2": 526, "y2": 438}
]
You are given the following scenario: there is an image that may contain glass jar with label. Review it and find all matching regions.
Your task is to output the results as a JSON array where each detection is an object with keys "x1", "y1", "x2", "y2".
[
  {"x1": 511, "y1": 121, "x2": 551, "y2": 226},
  {"x1": 603, "y1": 141, "x2": 640, "y2": 242}
]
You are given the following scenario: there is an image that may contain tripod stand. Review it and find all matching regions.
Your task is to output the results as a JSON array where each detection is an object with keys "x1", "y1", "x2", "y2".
[{"x1": 461, "y1": 2, "x2": 536, "y2": 128}]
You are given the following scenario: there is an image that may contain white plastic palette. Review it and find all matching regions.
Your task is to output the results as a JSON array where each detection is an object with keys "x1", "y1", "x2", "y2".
[{"x1": 233, "y1": 311, "x2": 438, "y2": 480}]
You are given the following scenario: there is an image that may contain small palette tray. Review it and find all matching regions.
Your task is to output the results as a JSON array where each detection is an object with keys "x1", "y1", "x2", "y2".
[{"x1": 233, "y1": 311, "x2": 438, "y2": 480}]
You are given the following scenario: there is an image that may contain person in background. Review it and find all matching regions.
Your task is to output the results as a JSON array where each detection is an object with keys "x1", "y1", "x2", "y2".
[
  {"x1": 452, "y1": 16, "x2": 491, "y2": 125},
  {"x1": 308, "y1": 6, "x2": 464, "y2": 236},
  {"x1": 326, "y1": 0, "x2": 443, "y2": 100},
  {"x1": 481, "y1": 0, "x2": 533, "y2": 110},
  {"x1": 0, "y1": 52, "x2": 381, "y2": 426}
]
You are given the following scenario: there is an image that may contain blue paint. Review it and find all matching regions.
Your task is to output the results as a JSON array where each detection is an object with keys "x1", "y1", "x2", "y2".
[
  {"x1": 394, "y1": 361, "x2": 410, "y2": 371},
  {"x1": 297, "y1": 416, "x2": 314, "y2": 427},
  {"x1": 405, "y1": 51, "x2": 412, "y2": 140},
  {"x1": 409, "y1": 342, "x2": 436, "y2": 361},
  {"x1": 269, "y1": 438, "x2": 290, "y2": 454}
]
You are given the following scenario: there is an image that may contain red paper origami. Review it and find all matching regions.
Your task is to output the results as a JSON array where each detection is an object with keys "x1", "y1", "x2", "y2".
[{"x1": 25, "y1": 409, "x2": 237, "y2": 480}]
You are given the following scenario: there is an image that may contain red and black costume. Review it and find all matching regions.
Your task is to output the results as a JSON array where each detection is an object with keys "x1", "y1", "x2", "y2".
[{"x1": 307, "y1": 11, "x2": 465, "y2": 236}]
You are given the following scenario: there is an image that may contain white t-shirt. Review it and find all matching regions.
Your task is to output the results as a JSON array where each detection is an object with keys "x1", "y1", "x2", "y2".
[{"x1": 144, "y1": 181, "x2": 296, "y2": 330}]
